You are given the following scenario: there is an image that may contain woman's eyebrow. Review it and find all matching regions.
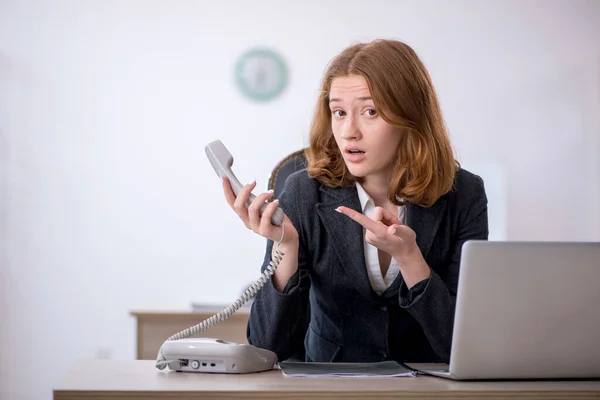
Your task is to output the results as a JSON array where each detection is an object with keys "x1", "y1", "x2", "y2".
[{"x1": 329, "y1": 96, "x2": 372, "y2": 103}]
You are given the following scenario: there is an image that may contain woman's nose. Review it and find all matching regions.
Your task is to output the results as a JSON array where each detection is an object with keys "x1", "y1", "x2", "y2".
[{"x1": 340, "y1": 118, "x2": 361, "y2": 140}]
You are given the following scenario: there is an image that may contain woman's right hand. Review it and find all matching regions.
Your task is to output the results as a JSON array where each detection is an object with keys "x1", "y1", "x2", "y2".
[{"x1": 222, "y1": 177, "x2": 299, "y2": 247}]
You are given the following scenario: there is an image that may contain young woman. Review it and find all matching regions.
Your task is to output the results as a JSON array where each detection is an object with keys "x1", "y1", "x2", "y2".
[{"x1": 222, "y1": 39, "x2": 488, "y2": 364}]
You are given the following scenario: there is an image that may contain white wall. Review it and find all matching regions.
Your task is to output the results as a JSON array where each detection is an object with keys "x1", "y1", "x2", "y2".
[{"x1": 1, "y1": 0, "x2": 599, "y2": 398}]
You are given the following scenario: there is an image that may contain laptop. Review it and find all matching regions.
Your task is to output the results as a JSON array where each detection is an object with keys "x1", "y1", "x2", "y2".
[{"x1": 415, "y1": 240, "x2": 600, "y2": 380}]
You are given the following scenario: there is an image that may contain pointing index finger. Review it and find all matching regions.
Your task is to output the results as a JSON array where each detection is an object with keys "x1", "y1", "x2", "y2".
[{"x1": 335, "y1": 206, "x2": 381, "y2": 233}]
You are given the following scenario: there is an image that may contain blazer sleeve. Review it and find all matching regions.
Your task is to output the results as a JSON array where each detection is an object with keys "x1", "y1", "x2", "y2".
[
  {"x1": 245, "y1": 174, "x2": 312, "y2": 362},
  {"x1": 398, "y1": 174, "x2": 489, "y2": 363}
]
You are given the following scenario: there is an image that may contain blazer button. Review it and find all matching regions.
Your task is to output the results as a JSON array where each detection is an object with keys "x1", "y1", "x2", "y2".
[{"x1": 380, "y1": 306, "x2": 387, "y2": 312}]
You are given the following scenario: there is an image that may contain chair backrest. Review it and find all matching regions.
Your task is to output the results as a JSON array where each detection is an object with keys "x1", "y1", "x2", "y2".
[{"x1": 267, "y1": 149, "x2": 308, "y2": 197}]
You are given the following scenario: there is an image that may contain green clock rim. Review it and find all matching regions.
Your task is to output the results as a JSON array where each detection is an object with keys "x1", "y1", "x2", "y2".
[{"x1": 234, "y1": 48, "x2": 289, "y2": 102}]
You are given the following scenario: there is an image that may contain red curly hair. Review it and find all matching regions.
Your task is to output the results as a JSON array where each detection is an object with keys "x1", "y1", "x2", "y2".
[{"x1": 305, "y1": 39, "x2": 459, "y2": 207}]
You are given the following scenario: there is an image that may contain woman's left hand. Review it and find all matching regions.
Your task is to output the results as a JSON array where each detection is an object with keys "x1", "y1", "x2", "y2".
[
  {"x1": 335, "y1": 205, "x2": 415, "y2": 261},
  {"x1": 336, "y1": 205, "x2": 431, "y2": 287}
]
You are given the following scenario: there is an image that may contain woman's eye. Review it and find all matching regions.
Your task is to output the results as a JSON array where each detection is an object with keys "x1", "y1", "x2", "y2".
[
  {"x1": 332, "y1": 110, "x2": 346, "y2": 117},
  {"x1": 366, "y1": 108, "x2": 377, "y2": 116}
]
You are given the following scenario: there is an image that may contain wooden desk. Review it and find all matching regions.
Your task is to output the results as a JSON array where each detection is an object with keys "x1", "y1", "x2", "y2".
[
  {"x1": 130, "y1": 309, "x2": 250, "y2": 360},
  {"x1": 53, "y1": 360, "x2": 600, "y2": 400}
]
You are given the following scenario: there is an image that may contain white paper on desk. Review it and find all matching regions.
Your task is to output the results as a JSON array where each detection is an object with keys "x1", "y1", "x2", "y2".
[{"x1": 278, "y1": 360, "x2": 417, "y2": 378}]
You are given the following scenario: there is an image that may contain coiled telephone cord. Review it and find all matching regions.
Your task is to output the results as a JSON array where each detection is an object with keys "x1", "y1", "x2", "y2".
[{"x1": 155, "y1": 224, "x2": 285, "y2": 369}]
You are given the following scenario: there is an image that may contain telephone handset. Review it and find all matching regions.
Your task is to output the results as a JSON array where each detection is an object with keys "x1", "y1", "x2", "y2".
[
  {"x1": 205, "y1": 139, "x2": 284, "y2": 226},
  {"x1": 154, "y1": 140, "x2": 284, "y2": 374}
]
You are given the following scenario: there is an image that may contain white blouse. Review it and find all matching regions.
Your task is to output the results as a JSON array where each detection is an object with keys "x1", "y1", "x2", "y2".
[{"x1": 355, "y1": 182, "x2": 406, "y2": 295}]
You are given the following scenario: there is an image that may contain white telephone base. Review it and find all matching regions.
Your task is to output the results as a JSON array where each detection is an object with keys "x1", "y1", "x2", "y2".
[{"x1": 160, "y1": 338, "x2": 278, "y2": 374}]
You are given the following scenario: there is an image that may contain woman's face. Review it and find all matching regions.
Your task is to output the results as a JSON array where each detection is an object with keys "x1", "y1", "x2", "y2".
[{"x1": 329, "y1": 74, "x2": 402, "y2": 181}]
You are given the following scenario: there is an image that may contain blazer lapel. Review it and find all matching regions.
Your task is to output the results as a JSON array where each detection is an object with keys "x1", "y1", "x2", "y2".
[
  {"x1": 406, "y1": 196, "x2": 447, "y2": 260},
  {"x1": 316, "y1": 185, "x2": 381, "y2": 304}
]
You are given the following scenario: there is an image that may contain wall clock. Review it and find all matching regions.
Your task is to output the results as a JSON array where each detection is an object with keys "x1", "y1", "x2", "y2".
[{"x1": 234, "y1": 48, "x2": 288, "y2": 102}]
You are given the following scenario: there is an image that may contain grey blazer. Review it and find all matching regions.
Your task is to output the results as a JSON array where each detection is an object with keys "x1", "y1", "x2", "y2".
[{"x1": 246, "y1": 167, "x2": 488, "y2": 364}]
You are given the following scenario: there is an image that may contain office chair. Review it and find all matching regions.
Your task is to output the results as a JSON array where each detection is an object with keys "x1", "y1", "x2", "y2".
[{"x1": 267, "y1": 149, "x2": 308, "y2": 197}]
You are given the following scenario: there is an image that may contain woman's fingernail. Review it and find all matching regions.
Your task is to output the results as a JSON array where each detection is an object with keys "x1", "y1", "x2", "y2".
[
  {"x1": 272, "y1": 199, "x2": 279, "y2": 204},
  {"x1": 392, "y1": 228, "x2": 397, "y2": 235},
  {"x1": 266, "y1": 189, "x2": 274, "y2": 194},
  {"x1": 247, "y1": 179, "x2": 256, "y2": 185},
  {"x1": 335, "y1": 207, "x2": 342, "y2": 213}
]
